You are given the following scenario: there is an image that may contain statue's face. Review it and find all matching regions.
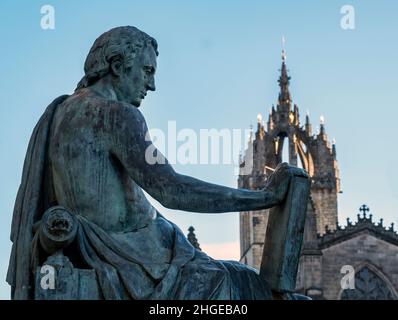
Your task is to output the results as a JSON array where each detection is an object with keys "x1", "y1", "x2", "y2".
[{"x1": 119, "y1": 45, "x2": 157, "y2": 107}]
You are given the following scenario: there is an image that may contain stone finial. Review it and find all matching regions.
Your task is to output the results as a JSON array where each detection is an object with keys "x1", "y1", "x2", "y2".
[
  {"x1": 305, "y1": 111, "x2": 312, "y2": 136},
  {"x1": 332, "y1": 139, "x2": 337, "y2": 159},
  {"x1": 359, "y1": 204, "x2": 369, "y2": 219},
  {"x1": 268, "y1": 108, "x2": 275, "y2": 131},
  {"x1": 187, "y1": 226, "x2": 201, "y2": 250}
]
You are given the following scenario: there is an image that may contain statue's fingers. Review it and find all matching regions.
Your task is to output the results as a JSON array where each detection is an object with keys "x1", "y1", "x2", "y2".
[{"x1": 289, "y1": 167, "x2": 309, "y2": 178}]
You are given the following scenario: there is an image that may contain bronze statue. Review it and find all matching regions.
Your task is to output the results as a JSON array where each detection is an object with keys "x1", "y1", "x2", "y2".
[{"x1": 7, "y1": 26, "x2": 309, "y2": 300}]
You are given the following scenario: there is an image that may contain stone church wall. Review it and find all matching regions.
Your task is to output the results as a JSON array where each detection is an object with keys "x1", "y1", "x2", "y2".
[{"x1": 321, "y1": 232, "x2": 398, "y2": 299}]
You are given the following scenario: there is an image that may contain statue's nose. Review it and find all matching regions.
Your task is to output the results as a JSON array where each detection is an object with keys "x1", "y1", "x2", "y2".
[{"x1": 146, "y1": 76, "x2": 156, "y2": 92}]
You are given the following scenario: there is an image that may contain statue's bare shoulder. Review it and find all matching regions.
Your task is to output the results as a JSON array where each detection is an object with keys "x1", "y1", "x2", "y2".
[{"x1": 54, "y1": 89, "x2": 148, "y2": 149}]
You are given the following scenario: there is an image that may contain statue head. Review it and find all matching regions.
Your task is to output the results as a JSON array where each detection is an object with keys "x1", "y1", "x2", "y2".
[{"x1": 76, "y1": 26, "x2": 158, "y2": 107}]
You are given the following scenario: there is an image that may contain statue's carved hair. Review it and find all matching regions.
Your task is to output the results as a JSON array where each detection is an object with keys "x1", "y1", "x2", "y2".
[{"x1": 76, "y1": 26, "x2": 158, "y2": 90}]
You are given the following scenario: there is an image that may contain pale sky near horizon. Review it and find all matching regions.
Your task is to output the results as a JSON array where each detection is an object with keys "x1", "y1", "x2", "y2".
[{"x1": 1, "y1": 0, "x2": 398, "y2": 299}]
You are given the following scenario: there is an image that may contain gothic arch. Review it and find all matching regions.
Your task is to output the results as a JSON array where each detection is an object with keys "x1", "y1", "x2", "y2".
[
  {"x1": 271, "y1": 128, "x2": 315, "y2": 177},
  {"x1": 338, "y1": 262, "x2": 398, "y2": 300},
  {"x1": 296, "y1": 136, "x2": 314, "y2": 176}
]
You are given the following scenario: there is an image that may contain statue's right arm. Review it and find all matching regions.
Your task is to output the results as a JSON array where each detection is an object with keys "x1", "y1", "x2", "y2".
[{"x1": 107, "y1": 102, "x2": 292, "y2": 213}]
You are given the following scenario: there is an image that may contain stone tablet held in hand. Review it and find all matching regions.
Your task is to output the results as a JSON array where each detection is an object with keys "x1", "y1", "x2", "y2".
[{"x1": 260, "y1": 172, "x2": 311, "y2": 293}]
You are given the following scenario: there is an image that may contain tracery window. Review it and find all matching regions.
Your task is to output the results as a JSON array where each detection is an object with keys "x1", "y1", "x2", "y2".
[{"x1": 341, "y1": 266, "x2": 394, "y2": 300}]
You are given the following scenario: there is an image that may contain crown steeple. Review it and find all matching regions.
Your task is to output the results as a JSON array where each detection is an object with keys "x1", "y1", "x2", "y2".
[
  {"x1": 278, "y1": 59, "x2": 291, "y2": 107},
  {"x1": 278, "y1": 37, "x2": 292, "y2": 109}
]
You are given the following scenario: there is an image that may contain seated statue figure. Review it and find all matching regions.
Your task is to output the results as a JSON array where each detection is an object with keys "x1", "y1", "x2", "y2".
[{"x1": 7, "y1": 26, "x2": 308, "y2": 300}]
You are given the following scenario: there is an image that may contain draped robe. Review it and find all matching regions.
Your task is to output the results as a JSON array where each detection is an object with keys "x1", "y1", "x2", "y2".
[{"x1": 7, "y1": 95, "x2": 272, "y2": 300}]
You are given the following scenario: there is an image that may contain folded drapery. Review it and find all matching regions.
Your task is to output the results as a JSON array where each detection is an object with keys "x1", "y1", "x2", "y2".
[
  {"x1": 31, "y1": 210, "x2": 272, "y2": 299},
  {"x1": 7, "y1": 94, "x2": 272, "y2": 300}
]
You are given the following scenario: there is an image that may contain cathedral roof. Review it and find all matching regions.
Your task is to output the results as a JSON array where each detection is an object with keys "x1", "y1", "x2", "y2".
[{"x1": 318, "y1": 205, "x2": 398, "y2": 248}]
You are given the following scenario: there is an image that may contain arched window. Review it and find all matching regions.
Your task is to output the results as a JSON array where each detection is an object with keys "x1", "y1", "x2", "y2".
[{"x1": 340, "y1": 266, "x2": 396, "y2": 300}]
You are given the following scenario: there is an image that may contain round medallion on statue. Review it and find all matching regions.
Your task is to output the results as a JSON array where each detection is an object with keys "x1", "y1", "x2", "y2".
[{"x1": 39, "y1": 206, "x2": 78, "y2": 254}]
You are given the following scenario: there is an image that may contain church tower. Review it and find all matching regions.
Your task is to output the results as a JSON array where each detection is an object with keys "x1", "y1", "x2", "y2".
[{"x1": 238, "y1": 48, "x2": 341, "y2": 269}]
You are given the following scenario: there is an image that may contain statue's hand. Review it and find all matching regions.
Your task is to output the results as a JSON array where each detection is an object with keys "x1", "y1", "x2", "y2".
[{"x1": 263, "y1": 163, "x2": 308, "y2": 204}]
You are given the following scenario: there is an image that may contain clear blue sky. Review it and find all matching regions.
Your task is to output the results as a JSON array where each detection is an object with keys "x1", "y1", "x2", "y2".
[{"x1": 1, "y1": 0, "x2": 397, "y2": 299}]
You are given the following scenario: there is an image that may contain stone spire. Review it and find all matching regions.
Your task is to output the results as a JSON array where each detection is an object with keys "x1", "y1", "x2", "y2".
[
  {"x1": 187, "y1": 226, "x2": 201, "y2": 250},
  {"x1": 278, "y1": 41, "x2": 292, "y2": 108}
]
